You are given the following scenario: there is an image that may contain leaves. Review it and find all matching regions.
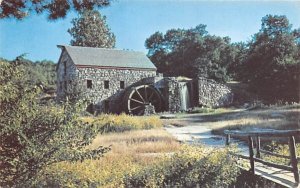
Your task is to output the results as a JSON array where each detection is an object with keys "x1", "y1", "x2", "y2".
[
  {"x1": 68, "y1": 10, "x2": 116, "y2": 48},
  {"x1": 0, "y1": 0, "x2": 111, "y2": 20},
  {"x1": 243, "y1": 15, "x2": 300, "y2": 102},
  {"x1": 0, "y1": 60, "x2": 110, "y2": 187},
  {"x1": 145, "y1": 25, "x2": 236, "y2": 82}
]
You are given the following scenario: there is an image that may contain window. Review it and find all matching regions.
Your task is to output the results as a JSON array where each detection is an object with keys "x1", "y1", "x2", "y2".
[
  {"x1": 87, "y1": 80, "x2": 92, "y2": 89},
  {"x1": 63, "y1": 61, "x2": 67, "y2": 75},
  {"x1": 104, "y1": 80, "x2": 109, "y2": 89},
  {"x1": 120, "y1": 81, "x2": 125, "y2": 89}
]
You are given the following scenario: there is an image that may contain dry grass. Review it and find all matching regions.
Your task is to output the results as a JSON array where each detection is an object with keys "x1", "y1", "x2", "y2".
[
  {"x1": 39, "y1": 129, "x2": 181, "y2": 187},
  {"x1": 81, "y1": 113, "x2": 163, "y2": 133},
  {"x1": 209, "y1": 104, "x2": 300, "y2": 135},
  {"x1": 90, "y1": 129, "x2": 180, "y2": 155}
]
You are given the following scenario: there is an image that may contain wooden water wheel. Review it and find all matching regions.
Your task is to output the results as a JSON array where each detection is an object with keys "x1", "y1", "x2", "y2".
[{"x1": 124, "y1": 85, "x2": 163, "y2": 115}]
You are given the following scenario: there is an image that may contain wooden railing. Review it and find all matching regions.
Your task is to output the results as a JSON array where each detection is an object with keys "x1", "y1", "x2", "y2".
[{"x1": 224, "y1": 129, "x2": 300, "y2": 184}]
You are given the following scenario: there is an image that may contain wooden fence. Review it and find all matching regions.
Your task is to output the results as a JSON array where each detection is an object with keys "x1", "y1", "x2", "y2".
[{"x1": 224, "y1": 129, "x2": 300, "y2": 184}]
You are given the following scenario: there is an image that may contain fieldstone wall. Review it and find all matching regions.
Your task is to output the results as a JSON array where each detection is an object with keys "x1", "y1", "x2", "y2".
[
  {"x1": 77, "y1": 68, "x2": 156, "y2": 113},
  {"x1": 56, "y1": 49, "x2": 233, "y2": 114},
  {"x1": 166, "y1": 78, "x2": 181, "y2": 112},
  {"x1": 56, "y1": 50, "x2": 78, "y2": 100},
  {"x1": 164, "y1": 78, "x2": 194, "y2": 112},
  {"x1": 56, "y1": 49, "x2": 157, "y2": 113},
  {"x1": 197, "y1": 77, "x2": 233, "y2": 107}
]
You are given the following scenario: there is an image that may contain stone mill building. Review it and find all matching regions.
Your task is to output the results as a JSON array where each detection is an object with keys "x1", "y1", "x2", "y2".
[{"x1": 56, "y1": 45, "x2": 233, "y2": 115}]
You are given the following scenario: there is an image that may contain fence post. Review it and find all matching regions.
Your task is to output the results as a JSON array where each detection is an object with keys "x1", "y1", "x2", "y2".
[
  {"x1": 256, "y1": 136, "x2": 261, "y2": 158},
  {"x1": 226, "y1": 134, "x2": 230, "y2": 146},
  {"x1": 288, "y1": 136, "x2": 299, "y2": 184},
  {"x1": 248, "y1": 136, "x2": 255, "y2": 174}
]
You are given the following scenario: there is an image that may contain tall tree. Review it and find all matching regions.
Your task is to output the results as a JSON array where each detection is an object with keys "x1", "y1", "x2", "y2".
[
  {"x1": 145, "y1": 24, "x2": 236, "y2": 82},
  {"x1": 0, "y1": 0, "x2": 111, "y2": 20},
  {"x1": 243, "y1": 15, "x2": 300, "y2": 102},
  {"x1": 68, "y1": 10, "x2": 116, "y2": 48}
]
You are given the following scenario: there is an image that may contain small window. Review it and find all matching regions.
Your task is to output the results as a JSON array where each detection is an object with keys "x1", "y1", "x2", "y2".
[
  {"x1": 104, "y1": 100, "x2": 109, "y2": 112},
  {"x1": 120, "y1": 81, "x2": 125, "y2": 89},
  {"x1": 87, "y1": 80, "x2": 92, "y2": 89},
  {"x1": 63, "y1": 61, "x2": 67, "y2": 75},
  {"x1": 104, "y1": 80, "x2": 109, "y2": 89}
]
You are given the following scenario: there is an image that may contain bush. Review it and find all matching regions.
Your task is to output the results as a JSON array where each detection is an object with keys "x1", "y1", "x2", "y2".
[
  {"x1": 124, "y1": 145, "x2": 239, "y2": 187},
  {"x1": 0, "y1": 60, "x2": 109, "y2": 187},
  {"x1": 33, "y1": 156, "x2": 140, "y2": 187},
  {"x1": 81, "y1": 113, "x2": 163, "y2": 133}
]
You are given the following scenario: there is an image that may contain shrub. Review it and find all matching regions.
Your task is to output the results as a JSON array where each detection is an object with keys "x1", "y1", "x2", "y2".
[
  {"x1": 33, "y1": 156, "x2": 140, "y2": 187},
  {"x1": 0, "y1": 61, "x2": 109, "y2": 187},
  {"x1": 124, "y1": 145, "x2": 239, "y2": 187}
]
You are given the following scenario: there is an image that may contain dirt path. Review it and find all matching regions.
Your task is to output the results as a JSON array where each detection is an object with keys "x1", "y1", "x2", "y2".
[{"x1": 163, "y1": 110, "x2": 249, "y2": 152}]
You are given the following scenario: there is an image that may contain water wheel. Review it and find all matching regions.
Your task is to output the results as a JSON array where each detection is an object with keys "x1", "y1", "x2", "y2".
[{"x1": 124, "y1": 85, "x2": 163, "y2": 115}]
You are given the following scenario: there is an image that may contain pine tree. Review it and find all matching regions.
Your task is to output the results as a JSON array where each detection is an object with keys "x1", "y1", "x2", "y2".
[{"x1": 68, "y1": 10, "x2": 116, "y2": 48}]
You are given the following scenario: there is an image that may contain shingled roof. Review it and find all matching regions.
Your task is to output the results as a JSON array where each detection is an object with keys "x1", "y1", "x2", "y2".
[{"x1": 58, "y1": 45, "x2": 156, "y2": 70}]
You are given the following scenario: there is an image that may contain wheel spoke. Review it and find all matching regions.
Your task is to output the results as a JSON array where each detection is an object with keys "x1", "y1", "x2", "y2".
[
  {"x1": 148, "y1": 91, "x2": 155, "y2": 102},
  {"x1": 135, "y1": 89, "x2": 145, "y2": 103},
  {"x1": 144, "y1": 85, "x2": 147, "y2": 102},
  {"x1": 130, "y1": 105, "x2": 143, "y2": 111},
  {"x1": 127, "y1": 85, "x2": 163, "y2": 115},
  {"x1": 130, "y1": 98, "x2": 144, "y2": 104}
]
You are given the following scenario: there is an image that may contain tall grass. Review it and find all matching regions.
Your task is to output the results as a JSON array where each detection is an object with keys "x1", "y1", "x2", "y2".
[
  {"x1": 35, "y1": 145, "x2": 239, "y2": 187},
  {"x1": 211, "y1": 104, "x2": 300, "y2": 135},
  {"x1": 33, "y1": 129, "x2": 180, "y2": 187},
  {"x1": 81, "y1": 113, "x2": 163, "y2": 133},
  {"x1": 33, "y1": 128, "x2": 240, "y2": 187}
]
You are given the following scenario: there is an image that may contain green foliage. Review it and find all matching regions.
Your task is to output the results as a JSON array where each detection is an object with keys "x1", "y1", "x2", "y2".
[
  {"x1": 124, "y1": 146, "x2": 239, "y2": 187},
  {"x1": 0, "y1": 60, "x2": 110, "y2": 187},
  {"x1": 0, "y1": 0, "x2": 111, "y2": 20},
  {"x1": 263, "y1": 142, "x2": 300, "y2": 168},
  {"x1": 146, "y1": 15, "x2": 300, "y2": 102},
  {"x1": 4, "y1": 55, "x2": 57, "y2": 90},
  {"x1": 145, "y1": 25, "x2": 244, "y2": 82},
  {"x1": 81, "y1": 113, "x2": 163, "y2": 133},
  {"x1": 33, "y1": 156, "x2": 140, "y2": 187},
  {"x1": 243, "y1": 15, "x2": 300, "y2": 102},
  {"x1": 68, "y1": 10, "x2": 116, "y2": 48}
]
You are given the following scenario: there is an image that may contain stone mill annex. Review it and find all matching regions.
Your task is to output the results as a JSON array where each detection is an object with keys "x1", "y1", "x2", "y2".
[{"x1": 56, "y1": 45, "x2": 233, "y2": 115}]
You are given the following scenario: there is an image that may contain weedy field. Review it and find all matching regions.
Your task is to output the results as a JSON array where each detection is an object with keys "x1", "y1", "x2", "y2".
[
  {"x1": 32, "y1": 104, "x2": 300, "y2": 187},
  {"x1": 162, "y1": 103, "x2": 300, "y2": 169},
  {"x1": 211, "y1": 103, "x2": 300, "y2": 134},
  {"x1": 33, "y1": 114, "x2": 239, "y2": 187}
]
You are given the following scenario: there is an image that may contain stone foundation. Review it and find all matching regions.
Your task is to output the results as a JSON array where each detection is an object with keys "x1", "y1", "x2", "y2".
[{"x1": 197, "y1": 77, "x2": 233, "y2": 107}]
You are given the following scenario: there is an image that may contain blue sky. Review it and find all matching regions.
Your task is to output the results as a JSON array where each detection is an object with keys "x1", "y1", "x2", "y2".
[{"x1": 0, "y1": 0, "x2": 300, "y2": 62}]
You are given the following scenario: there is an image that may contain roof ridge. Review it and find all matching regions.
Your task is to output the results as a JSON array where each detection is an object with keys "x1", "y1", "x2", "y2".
[
  {"x1": 57, "y1": 44, "x2": 156, "y2": 69},
  {"x1": 58, "y1": 45, "x2": 144, "y2": 54}
]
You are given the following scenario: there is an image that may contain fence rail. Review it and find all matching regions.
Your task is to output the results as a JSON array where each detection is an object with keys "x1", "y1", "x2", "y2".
[{"x1": 224, "y1": 129, "x2": 300, "y2": 185}]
